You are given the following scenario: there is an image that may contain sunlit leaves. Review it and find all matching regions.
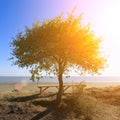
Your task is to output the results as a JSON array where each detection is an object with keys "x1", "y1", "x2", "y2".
[{"x1": 11, "y1": 11, "x2": 107, "y2": 81}]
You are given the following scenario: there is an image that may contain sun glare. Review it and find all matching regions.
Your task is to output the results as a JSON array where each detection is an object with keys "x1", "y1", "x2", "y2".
[
  {"x1": 75, "y1": 1, "x2": 120, "y2": 76},
  {"x1": 102, "y1": 7, "x2": 120, "y2": 37},
  {"x1": 98, "y1": 3, "x2": 120, "y2": 76}
]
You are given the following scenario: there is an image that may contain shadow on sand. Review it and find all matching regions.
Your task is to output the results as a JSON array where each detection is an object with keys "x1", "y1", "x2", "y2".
[
  {"x1": 9, "y1": 93, "x2": 72, "y2": 120},
  {"x1": 31, "y1": 109, "x2": 51, "y2": 120},
  {"x1": 10, "y1": 93, "x2": 57, "y2": 102},
  {"x1": 31, "y1": 99, "x2": 58, "y2": 120},
  {"x1": 31, "y1": 99, "x2": 70, "y2": 120}
]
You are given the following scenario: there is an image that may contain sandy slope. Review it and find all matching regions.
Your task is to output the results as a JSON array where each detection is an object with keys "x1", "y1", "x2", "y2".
[{"x1": 0, "y1": 83, "x2": 120, "y2": 120}]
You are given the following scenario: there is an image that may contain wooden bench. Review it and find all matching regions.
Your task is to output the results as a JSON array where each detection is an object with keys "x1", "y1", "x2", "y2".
[{"x1": 37, "y1": 83, "x2": 86, "y2": 95}]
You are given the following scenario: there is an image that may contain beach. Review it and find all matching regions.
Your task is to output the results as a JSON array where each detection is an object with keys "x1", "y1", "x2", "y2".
[
  {"x1": 0, "y1": 82, "x2": 120, "y2": 120},
  {"x1": 0, "y1": 83, "x2": 38, "y2": 92},
  {"x1": 0, "y1": 82, "x2": 120, "y2": 92}
]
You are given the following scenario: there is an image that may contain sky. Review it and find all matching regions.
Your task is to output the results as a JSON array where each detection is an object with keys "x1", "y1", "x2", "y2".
[{"x1": 0, "y1": 0, "x2": 120, "y2": 76}]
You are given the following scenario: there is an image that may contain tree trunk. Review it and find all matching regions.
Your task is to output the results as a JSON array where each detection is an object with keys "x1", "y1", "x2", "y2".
[{"x1": 57, "y1": 72, "x2": 63, "y2": 104}]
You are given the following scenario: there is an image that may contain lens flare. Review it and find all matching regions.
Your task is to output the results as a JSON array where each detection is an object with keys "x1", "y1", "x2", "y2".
[
  {"x1": 15, "y1": 83, "x2": 22, "y2": 90},
  {"x1": 21, "y1": 80, "x2": 27, "y2": 87}
]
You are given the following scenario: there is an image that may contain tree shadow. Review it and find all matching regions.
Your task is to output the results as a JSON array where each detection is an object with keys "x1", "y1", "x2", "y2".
[
  {"x1": 32, "y1": 99, "x2": 57, "y2": 107},
  {"x1": 11, "y1": 93, "x2": 40, "y2": 102},
  {"x1": 31, "y1": 99, "x2": 69, "y2": 120},
  {"x1": 10, "y1": 93, "x2": 57, "y2": 102},
  {"x1": 31, "y1": 109, "x2": 51, "y2": 120},
  {"x1": 9, "y1": 93, "x2": 78, "y2": 120},
  {"x1": 31, "y1": 98, "x2": 74, "y2": 120},
  {"x1": 31, "y1": 108, "x2": 69, "y2": 120},
  {"x1": 31, "y1": 99, "x2": 57, "y2": 120}
]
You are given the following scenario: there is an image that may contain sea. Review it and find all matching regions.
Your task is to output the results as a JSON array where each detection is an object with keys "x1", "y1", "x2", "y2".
[{"x1": 0, "y1": 76, "x2": 120, "y2": 83}]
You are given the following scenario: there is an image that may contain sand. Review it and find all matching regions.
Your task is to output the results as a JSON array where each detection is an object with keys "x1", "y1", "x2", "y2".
[
  {"x1": 0, "y1": 83, "x2": 38, "y2": 92},
  {"x1": 86, "y1": 82, "x2": 120, "y2": 88},
  {"x1": 0, "y1": 82, "x2": 120, "y2": 120},
  {"x1": 0, "y1": 82, "x2": 120, "y2": 92}
]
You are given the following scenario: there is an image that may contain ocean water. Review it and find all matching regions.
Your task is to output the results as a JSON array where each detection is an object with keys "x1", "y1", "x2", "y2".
[{"x1": 0, "y1": 76, "x2": 120, "y2": 83}]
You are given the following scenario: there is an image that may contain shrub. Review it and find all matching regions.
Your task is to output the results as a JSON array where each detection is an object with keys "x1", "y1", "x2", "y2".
[{"x1": 54, "y1": 89, "x2": 96, "y2": 120}]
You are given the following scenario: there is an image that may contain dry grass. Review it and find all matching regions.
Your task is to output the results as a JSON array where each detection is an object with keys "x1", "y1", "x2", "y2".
[{"x1": 0, "y1": 85, "x2": 120, "y2": 120}]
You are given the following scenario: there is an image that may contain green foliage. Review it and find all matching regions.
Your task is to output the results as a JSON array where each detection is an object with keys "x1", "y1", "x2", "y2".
[{"x1": 10, "y1": 11, "x2": 107, "y2": 81}]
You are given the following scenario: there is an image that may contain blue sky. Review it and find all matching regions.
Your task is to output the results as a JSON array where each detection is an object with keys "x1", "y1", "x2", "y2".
[
  {"x1": 0, "y1": 0, "x2": 120, "y2": 76},
  {"x1": 0, "y1": 0, "x2": 75, "y2": 76}
]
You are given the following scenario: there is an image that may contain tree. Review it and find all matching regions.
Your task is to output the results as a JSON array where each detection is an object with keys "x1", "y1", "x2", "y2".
[{"x1": 10, "y1": 12, "x2": 106, "y2": 104}]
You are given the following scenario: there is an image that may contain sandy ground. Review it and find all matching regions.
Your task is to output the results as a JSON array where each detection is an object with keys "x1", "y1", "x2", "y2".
[
  {"x1": 86, "y1": 82, "x2": 120, "y2": 88},
  {"x1": 0, "y1": 83, "x2": 38, "y2": 92},
  {"x1": 0, "y1": 82, "x2": 120, "y2": 120},
  {"x1": 0, "y1": 82, "x2": 120, "y2": 92}
]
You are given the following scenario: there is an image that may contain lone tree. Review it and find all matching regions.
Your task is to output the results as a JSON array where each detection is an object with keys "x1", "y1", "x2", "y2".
[{"x1": 11, "y1": 12, "x2": 106, "y2": 103}]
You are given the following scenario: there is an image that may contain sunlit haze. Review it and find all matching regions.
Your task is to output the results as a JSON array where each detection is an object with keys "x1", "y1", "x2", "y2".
[{"x1": 0, "y1": 0, "x2": 120, "y2": 76}]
